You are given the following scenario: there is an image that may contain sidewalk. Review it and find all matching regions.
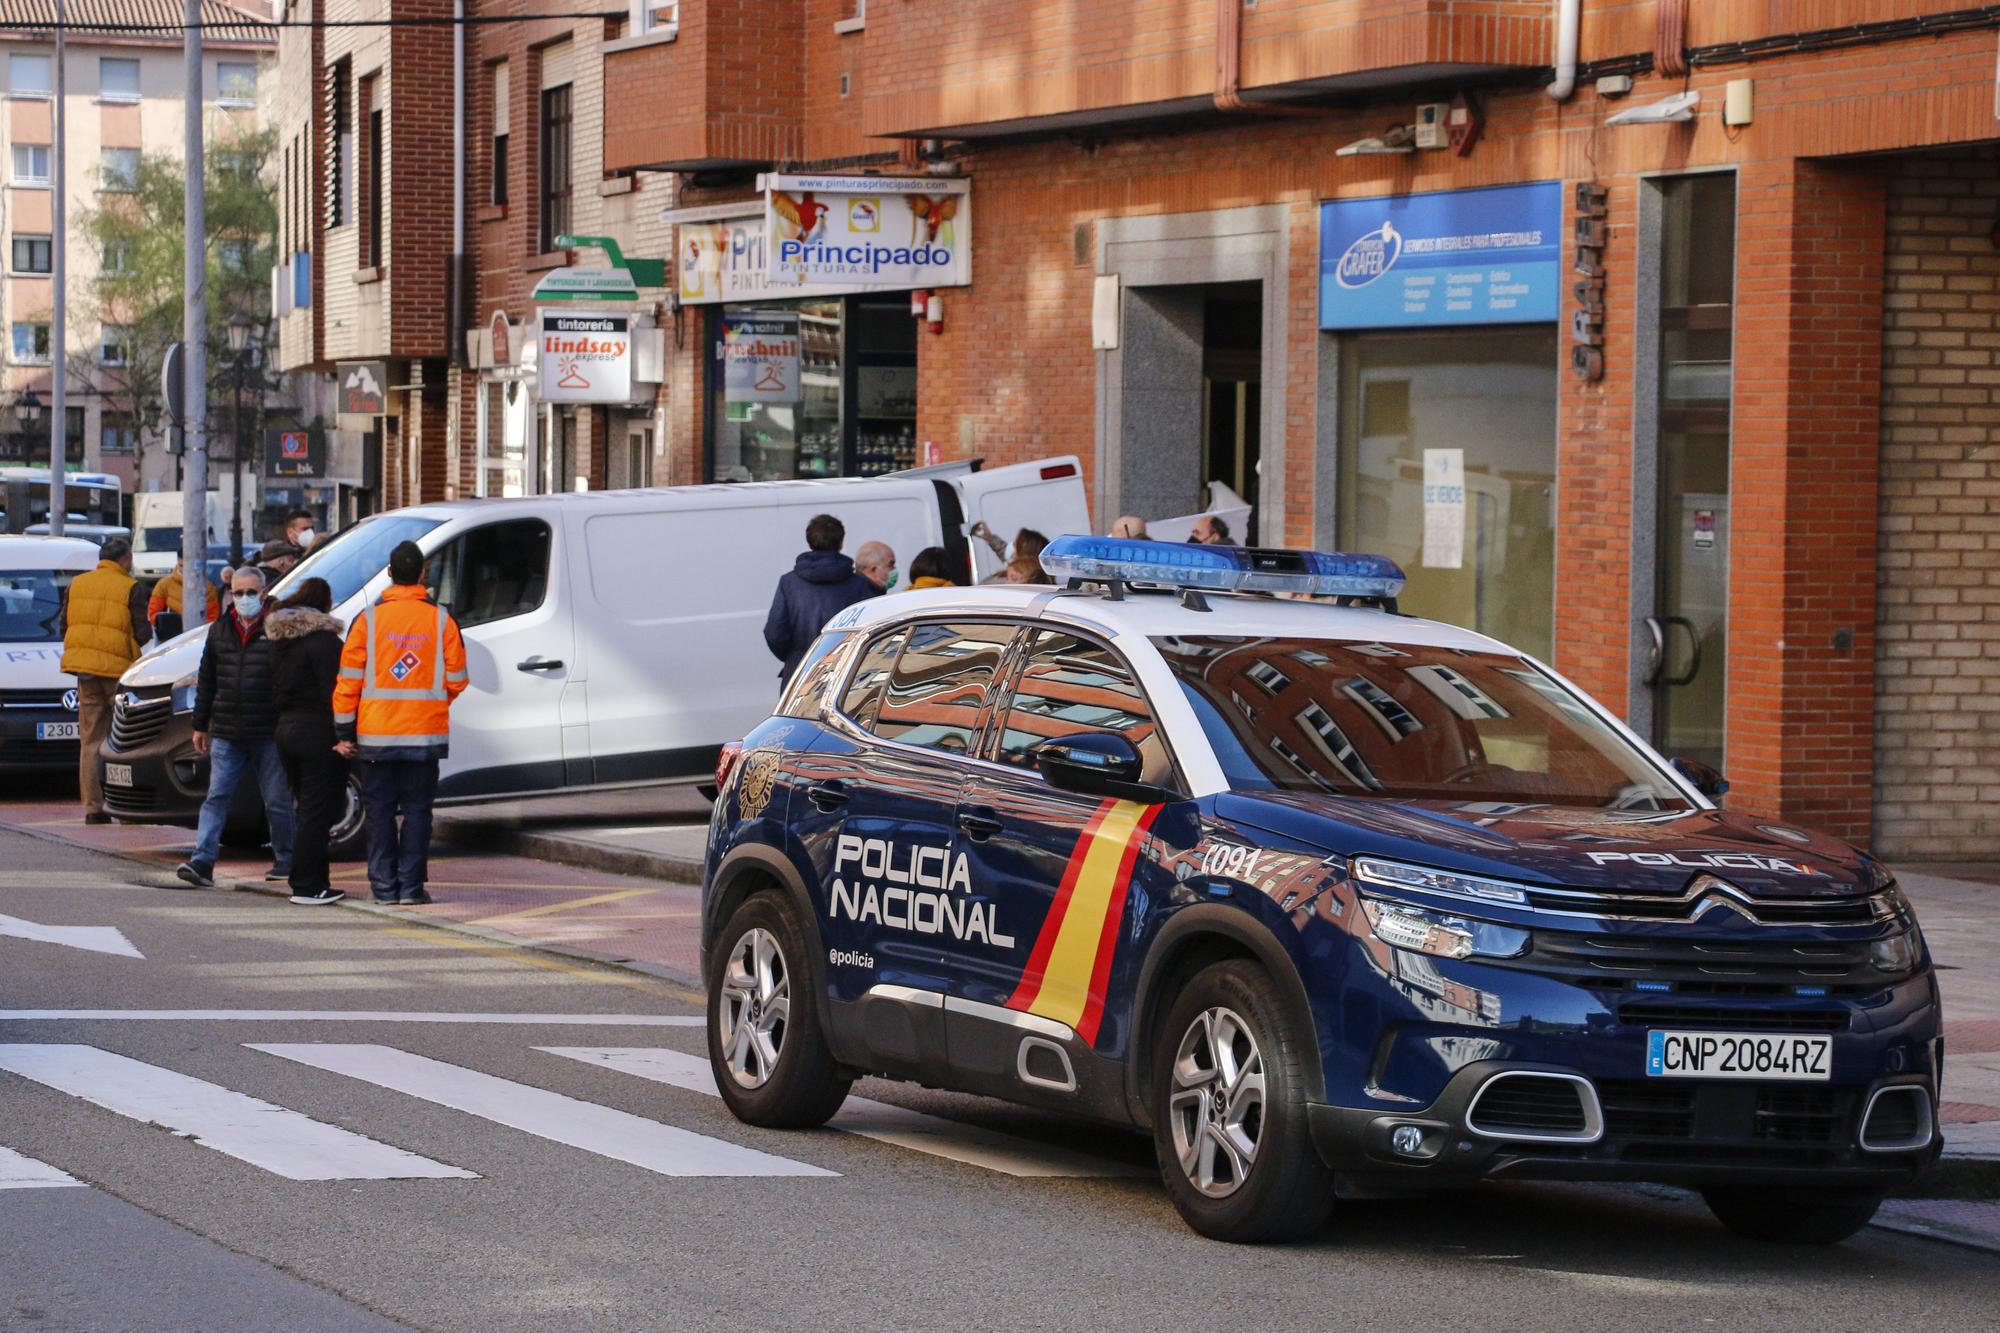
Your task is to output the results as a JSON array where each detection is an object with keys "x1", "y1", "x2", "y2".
[{"x1": 2, "y1": 790, "x2": 1996, "y2": 1237}]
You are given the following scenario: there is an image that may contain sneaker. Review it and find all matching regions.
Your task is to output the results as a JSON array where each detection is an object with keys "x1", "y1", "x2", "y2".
[
  {"x1": 400, "y1": 888, "x2": 434, "y2": 906},
  {"x1": 265, "y1": 866, "x2": 290, "y2": 882},
  {"x1": 83, "y1": 812, "x2": 112, "y2": 826},
  {"x1": 289, "y1": 888, "x2": 345, "y2": 906},
  {"x1": 173, "y1": 862, "x2": 213, "y2": 889}
]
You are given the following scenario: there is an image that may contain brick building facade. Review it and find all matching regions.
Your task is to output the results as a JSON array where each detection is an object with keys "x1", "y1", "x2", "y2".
[{"x1": 278, "y1": 0, "x2": 2000, "y2": 857}]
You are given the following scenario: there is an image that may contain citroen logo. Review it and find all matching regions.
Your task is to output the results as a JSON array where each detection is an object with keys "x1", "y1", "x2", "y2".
[{"x1": 1687, "y1": 874, "x2": 1755, "y2": 923}]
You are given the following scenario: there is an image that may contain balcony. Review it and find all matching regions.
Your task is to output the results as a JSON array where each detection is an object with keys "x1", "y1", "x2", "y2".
[{"x1": 861, "y1": 0, "x2": 1552, "y2": 141}]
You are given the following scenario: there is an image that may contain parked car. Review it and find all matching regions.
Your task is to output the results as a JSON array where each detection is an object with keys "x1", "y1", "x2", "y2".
[
  {"x1": 0, "y1": 535, "x2": 105, "y2": 773},
  {"x1": 97, "y1": 457, "x2": 1091, "y2": 850}
]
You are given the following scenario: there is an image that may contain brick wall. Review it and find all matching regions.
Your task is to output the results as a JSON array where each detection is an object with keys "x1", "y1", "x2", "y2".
[{"x1": 1874, "y1": 148, "x2": 2000, "y2": 860}]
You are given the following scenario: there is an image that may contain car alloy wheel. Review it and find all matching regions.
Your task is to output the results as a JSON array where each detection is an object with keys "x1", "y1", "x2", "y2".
[
  {"x1": 1168, "y1": 1004, "x2": 1266, "y2": 1198},
  {"x1": 717, "y1": 926, "x2": 791, "y2": 1090}
]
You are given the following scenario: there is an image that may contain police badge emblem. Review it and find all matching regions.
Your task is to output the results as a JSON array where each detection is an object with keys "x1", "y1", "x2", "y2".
[{"x1": 737, "y1": 750, "x2": 779, "y2": 819}]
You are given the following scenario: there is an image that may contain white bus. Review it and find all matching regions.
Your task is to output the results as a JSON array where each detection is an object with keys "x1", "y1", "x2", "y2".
[{"x1": 0, "y1": 468, "x2": 123, "y2": 535}]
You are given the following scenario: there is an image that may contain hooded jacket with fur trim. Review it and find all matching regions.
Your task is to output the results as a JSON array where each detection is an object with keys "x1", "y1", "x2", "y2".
[{"x1": 266, "y1": 607, "x2": 345, "y2": 725}]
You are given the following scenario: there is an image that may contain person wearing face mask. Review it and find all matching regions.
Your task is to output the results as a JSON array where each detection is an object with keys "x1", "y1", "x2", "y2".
[
  {"x1": 853, "y1": 540, "x2": 898, "y2": 593},
  {"x1": 173, "y1": 567, "x2": 294, "y2": 889},
  {"x1": 283, "y1": 509, "x2": 318, "y2": 552}
]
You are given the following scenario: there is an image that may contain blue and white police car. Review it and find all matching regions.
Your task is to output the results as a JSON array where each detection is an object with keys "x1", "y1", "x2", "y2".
[{"x1": 700, "y1": 537, "x2": 1940, "y2": 1243}]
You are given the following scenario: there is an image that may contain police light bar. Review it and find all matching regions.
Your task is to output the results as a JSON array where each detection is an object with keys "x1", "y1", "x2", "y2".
[{"x1": 1039, "y1": 535, "x2": 1406, "y2": 600}]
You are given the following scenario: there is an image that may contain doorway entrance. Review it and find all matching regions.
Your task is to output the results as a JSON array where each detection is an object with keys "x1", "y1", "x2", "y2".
[{"x1": 1640, "y1": 173, "x2": 1737, "y2": 772}]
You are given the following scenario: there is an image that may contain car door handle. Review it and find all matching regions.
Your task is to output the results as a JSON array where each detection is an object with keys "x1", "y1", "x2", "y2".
[
  {"x1": 516, "y1": 657, "x2": 564, "y2": 673},
  {"x1": 807, "y1": 781, "x2": 850, "y2": 812},
  {"x1": 958, "y1": 807, "x2": 1003, "y2": 841}
]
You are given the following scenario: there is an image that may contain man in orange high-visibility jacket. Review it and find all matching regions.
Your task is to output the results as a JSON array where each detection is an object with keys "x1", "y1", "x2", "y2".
[{"x1": 332, "y1": 541, "x2": 468, "y2": 905}]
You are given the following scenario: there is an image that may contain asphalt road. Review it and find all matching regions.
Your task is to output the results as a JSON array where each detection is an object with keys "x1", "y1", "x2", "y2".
[{"x1": 3, "y1": 828, "x2": 1996, "y2": 1333}]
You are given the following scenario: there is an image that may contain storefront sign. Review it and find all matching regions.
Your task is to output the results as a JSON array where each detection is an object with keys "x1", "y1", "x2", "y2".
[
  {"x1": 1571, "y1": 182, "x2": 1609, "y2": 382},
  {"x1": 720, "y1": 311, "x2": 802, "y2": 404},
  {"x1": 1421, "y1": 448, "x2": 1466, "y2": 569},
  {"x1": 266, "y1": 427, "x2": 324, "y2": 479},
  {"x1": 1318, "y1": 182, "x2": 1561, "y2": 330},
  {"x1": 538, "y1": 311, "x2": 633, "y2": 403},
  {"x1": 677, "y1": 212, "x2": 899, "y2": 305},
  {"x1": 534, "y1": 266, "x2": 640, "y2": 303},
  {"x1": 762, "y1": 175, "x2": 971, "y2": 290},
  {"x1": 337, "y1": 361, "x2": 388, "y2": 416}
]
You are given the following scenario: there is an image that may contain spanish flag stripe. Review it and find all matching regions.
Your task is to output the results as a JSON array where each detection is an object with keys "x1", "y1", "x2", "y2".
[
  {"x1": 1075, "y1": 803, "x2": 1163, "y2": 1046},
  {"x1": 1009, "y1": 800, "x2": 1152, "y2": 1033},
  {"x1": 1004, "y1": 798, "x2": 1116, "y2": 1013}
]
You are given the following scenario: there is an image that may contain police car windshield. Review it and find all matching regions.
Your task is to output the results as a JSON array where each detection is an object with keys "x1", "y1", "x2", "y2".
[
  {"x1": 0, "y1": 569, "x2": 71, "y2": 643},
  {"x1": 266, "y1": 514, "x2": 443, "y2": 608},
  {"x1": 1155, "y1": 636, "x2": 1691, "y2": 810}
]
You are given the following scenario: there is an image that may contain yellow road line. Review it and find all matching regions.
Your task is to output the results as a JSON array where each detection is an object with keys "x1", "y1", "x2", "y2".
[
  {"x1": 470, "y1": 886, "x2": 659, "y2": 926},
  {"x1": 370, "y1": 923, "x2": 687, "y2": 996}
]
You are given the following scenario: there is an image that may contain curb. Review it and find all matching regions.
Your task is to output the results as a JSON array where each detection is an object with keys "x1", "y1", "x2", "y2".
[{"x1": 438, "y1": 821, "x2": 707, "y2": 885}]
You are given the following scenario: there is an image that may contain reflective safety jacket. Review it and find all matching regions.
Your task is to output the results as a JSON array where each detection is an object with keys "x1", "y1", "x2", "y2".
[{"x1": 332, "y1": 584, "x2": 468, "y2": 759}]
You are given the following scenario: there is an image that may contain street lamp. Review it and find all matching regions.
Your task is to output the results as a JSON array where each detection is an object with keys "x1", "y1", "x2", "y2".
[{"x1": 226, "y1": 313, "x2": 252, "y2": 565}]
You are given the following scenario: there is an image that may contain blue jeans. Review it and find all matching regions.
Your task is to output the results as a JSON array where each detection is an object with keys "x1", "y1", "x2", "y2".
[
  {"x1": 362, "y1": 757, "x2": 439, "y2": 900},
  {"x1": 191, "y1": 737, "x2": 294, "y2": 874}
]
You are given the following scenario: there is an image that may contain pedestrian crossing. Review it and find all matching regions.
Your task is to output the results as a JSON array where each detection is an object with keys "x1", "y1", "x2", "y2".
[{"x1": 0, "y1": 1038, "x2": 1140, "y2": 1195}]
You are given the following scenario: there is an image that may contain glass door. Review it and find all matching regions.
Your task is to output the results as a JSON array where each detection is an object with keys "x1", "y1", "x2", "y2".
[{"x1": 1647, "y1": 174, "x2": 1736, "y2": 771}]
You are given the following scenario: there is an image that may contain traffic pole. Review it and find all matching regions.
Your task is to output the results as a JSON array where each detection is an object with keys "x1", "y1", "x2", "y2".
[
  {"x1": 181, "y1": 0, "x2": 207, "y2": 599},
  {"x1": 49, "y1": 0, "x2": 65, "y2": 536}
]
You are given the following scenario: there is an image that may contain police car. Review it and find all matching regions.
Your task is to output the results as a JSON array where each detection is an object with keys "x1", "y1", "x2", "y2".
[{"x1": 700, "y1": 537, "x2": 1940, "y2": 1243}]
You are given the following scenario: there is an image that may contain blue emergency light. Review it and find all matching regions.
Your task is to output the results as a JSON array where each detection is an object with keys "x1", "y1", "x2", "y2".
[{"x1": 1039, "y1": 535, "x2": 1406, "y2": 601}]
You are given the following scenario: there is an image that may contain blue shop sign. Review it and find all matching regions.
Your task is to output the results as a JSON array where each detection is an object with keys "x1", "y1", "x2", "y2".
[{"x1": 1318, "y1": 182, "x2": 1561, "y2": 330}]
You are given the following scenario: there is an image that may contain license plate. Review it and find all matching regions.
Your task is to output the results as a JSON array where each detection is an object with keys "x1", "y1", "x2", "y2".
[
  {"x1": 104, "y1": 762, "x2": 134, "y2": 788},
  {"x1": 1647, "y1": 1030, "x2": 1832, "y2": 1081},
  {"x1": 36, "y1": 722, "x2": 79, "y2": 741}
]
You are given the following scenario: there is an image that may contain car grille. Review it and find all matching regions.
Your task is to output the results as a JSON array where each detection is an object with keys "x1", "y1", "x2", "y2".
[
  {"x1": 1488, "y1": 926, "x2": 1895, "y2": 996},
  {"x1": 103, "y1": 786, "x2": 163, "y2": 814},
  {"x1": 1467, "y1": 1076, "x2": 1590, "y2": 1136},
  {"x1": 1517, "y1": 882, "x2": 1888, "y2": 927},
  {"x1": 1593, "y1": 1080, "x2": 1861, "y2": 1155},
  {"x1": 1616, "y1": 1001, "x2": 1850, "y2": 1033},
  {"x1": 109, "y1": 695, "x2": 173, "y2": 751},
  {"x1": 0, "y1": 688, "x2": 71, "y2": 710}
]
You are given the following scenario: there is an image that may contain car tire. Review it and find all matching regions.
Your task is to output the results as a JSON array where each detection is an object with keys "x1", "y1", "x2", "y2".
[
  {"x1": 707, "y1": 892, "x2": 851, "y2": 1129},
  {"x1": 326, "y1": 771, "x2": 367, "y2": 861},
  {"x1": 1701, "y1": 1186, "x2": 1885, "y2": 1245},
  {"x1": 1150, "y1": 959, "x2": 1335, "y2": 1243}
]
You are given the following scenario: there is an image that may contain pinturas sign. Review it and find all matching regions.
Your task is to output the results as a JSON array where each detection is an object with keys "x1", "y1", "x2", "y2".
[{"x1": 760, "y1": 174, "x2": 971, "y2": 290}]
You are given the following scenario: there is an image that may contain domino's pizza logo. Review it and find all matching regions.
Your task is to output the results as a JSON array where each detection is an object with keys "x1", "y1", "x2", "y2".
[{"x1": 389, "y1": 651, "x2": 423, "y2": 682}]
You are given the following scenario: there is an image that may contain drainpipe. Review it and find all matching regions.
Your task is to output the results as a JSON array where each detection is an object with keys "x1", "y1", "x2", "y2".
[
  {"x1": 1213, "y1": 0, "x2": 1318, "y2": 117},
  {"x1": 449, "y1": 0, "x2": 466, "y2": 367},
  {"x1": 1546, "y1": 0, "x2": 1581, "y2": 100}
]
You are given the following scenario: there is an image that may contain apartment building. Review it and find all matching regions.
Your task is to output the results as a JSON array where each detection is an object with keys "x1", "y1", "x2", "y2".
[{"x1": 1, "y1": 0, "x2": 273, "y2": 490}]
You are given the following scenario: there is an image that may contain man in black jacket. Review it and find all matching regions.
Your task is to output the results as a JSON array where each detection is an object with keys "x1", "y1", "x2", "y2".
[
  {"x1": 173, "y1": 567, "x2": 294, "y2": 889},
  {"x1": 763, "y1": 513, "x2": 881, "y2": 687}
]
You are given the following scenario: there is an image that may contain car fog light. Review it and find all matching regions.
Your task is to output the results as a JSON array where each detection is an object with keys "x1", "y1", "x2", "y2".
[{"x1": 1390, "y1": 1125, "x2": 1426, "y2": 1157}]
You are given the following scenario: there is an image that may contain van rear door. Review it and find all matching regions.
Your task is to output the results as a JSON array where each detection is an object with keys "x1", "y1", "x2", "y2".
[{"x1": 951, "y1": 456, "x2": 1091, "y2": 581}]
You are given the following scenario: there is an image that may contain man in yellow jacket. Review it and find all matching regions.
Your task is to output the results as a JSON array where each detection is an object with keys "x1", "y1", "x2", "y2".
[
  {"x1": 60, "y1": 537, "x2": 150, "y2": 824},
  {"x1": 332, "y1": 541, "x2": 467, "y2": 905}
]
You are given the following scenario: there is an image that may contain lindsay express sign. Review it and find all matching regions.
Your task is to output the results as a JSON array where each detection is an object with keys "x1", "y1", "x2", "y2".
[{"x1": 538, "y1": 312, "x2": 632, "y2": 404}]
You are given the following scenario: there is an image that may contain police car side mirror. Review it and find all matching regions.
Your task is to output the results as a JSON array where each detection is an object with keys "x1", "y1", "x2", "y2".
[
  {"x1": 1671, "y1": 756, "x2": 1729, "y2": 801},
  {"x1": 1035, "y1": 733, "x2": 1172, "y2": 803}
]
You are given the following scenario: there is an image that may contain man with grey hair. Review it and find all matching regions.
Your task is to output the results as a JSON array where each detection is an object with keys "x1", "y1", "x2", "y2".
[
  {"x1": 174, "y1": 565, "x2": 293, "y2": 888},
  {"x1": 853, "y1": 540, "x2": 897, "y2": 593}
]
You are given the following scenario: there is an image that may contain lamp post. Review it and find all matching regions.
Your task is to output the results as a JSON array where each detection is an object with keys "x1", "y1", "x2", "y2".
[{"x1": 226, "y1": 313, "x2": 251, "y2": 565}]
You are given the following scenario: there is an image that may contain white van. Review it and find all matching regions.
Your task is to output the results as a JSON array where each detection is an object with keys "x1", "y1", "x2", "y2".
[
  {"x1": 104, "y1": 457, "x2": 1089, "y2": 814},
  {"x1": 0, "y1": 535, "x2": 104, "y2": 772}
]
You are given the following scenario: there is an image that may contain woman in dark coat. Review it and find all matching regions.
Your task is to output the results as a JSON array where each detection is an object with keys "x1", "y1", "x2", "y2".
[{"x1": 266, "y1": 578, "x2": 348, "y2": 905}]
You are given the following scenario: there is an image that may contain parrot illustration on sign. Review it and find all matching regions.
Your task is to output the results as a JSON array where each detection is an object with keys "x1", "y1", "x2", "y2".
[
  {"x1": 904, "y1": 194, "x2": 960, "y2": 245},
  {"x1": 771, "y1": 191, "x2": 830, "y2": 244}
]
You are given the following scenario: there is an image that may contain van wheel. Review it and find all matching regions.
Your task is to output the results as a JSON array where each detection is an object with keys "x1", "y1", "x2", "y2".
[
  {"x1": 707, "y1": 893, "x2": 850, "y2": 1128},
  {"x1": 1702, "y1": 1187, "x2": 1885, "y2": 1244},
  {"x1": 327, "y1": 772, "x2": 367, "y2": 861},
  {"x1": 1151, "y1": 960, "x2": 1334, "y2": 1242}
]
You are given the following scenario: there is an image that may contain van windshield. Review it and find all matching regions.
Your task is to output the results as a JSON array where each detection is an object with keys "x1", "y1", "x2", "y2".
[
  {"x1": 1154, "y1": 636, "x2": 1691, "y2": 811},
  {"x1": 267, "y1": 515, "x2": 444, "y2": 608},
  {"x1": 0, "y1": 569, "x2": 74, "y2": 642},
  {"x1": 141, "y1": 526, "x2": 183, "y2": 553}
]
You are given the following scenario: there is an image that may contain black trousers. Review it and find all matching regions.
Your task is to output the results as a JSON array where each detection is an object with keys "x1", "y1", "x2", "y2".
[{"x1": 276, "y1": 716, "x2": 346, "y2": 895}]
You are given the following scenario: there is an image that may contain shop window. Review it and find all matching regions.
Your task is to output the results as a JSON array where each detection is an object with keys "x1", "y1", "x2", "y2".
[
  {"x1": 539, "y1": 82, "x2": 572, "y2": 252},
  {"x1": 99, "y1": 57, "x2": 140, "y2": 102},
  {"x1": 11, "y1": 234, "x2": 51, "y2": 275},
  {"x1": 1336, "y1": 327, "x2": 1558, "y2": 662}
]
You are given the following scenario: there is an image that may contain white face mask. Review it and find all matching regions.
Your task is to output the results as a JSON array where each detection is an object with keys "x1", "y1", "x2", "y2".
[
  {"x1": 233, "y1": 593, "x2": 263, "y2": 620},
  {"x1": 294, "y1": 528, "x2": 315, "y2": 549}
]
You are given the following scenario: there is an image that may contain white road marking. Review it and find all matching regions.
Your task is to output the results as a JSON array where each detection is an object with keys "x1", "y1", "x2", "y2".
[
  {"x1": 0, "y1": 1011, "x2": 703, "y2": 1025},
  {"x1": 251, "y1": 1044, "x2": 835, "y2": 1179},
  {"x1": 539, "y1": 1047, "x2": 1142, "y2": 1179},
  {"x1": 0, "y1": 1045, "x2": 475, "y2": 1182},
  {"x1": 0, "y1": 1145, "x2": 85, "y2": 1190},
  {"x1": 0, "y1": 913, "x2": 143, "y2": 959}
]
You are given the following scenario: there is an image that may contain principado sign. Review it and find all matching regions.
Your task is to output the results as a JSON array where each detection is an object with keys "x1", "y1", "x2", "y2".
[
  {"x1": 538, "y1": 311, "x2": 632, "y2": 403},
  {"x1": 760, "y1": 174, "x2": 971, "y2": 290},
  {"x1": 1318, "y1": 182, "x2": 1560, "y2": 330}
]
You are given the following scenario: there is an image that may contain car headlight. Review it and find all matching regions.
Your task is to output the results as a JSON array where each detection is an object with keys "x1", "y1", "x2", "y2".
[
  {"x1": 1869, "y1": 928, "x2": 1921, "y2": 974},
  {"x1": 1358, "y1": 898, "x2": 1530, "y2": 962},
  {"x1": 1352, "y1": 856, "x2": 1529, "y2": 906},
  {"x1": 170, "y1": 675, "x2": 198, "y2": 715}
]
